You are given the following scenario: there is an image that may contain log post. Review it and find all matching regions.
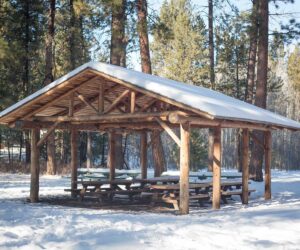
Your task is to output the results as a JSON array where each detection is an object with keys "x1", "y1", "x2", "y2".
[
  {"x1": 264, "y1": 130, "x2": 272, "y2": 200},
  {"x1": 71, "y1": 128, "x2": 78, "y2": 198},
  {"x1": 179, "y1": 122, "x2": 190, "y2": 215},
  {"x1": 108, "y1": 131, "x2": 116, "y2": 181},
  {"x1": 140, "y1": 131, "x2": 147, "y2": 179},
  {"x1": 86, "y1": 132, "x2": 92, "y2": 168},
  {"x1": 242, "y1": 129, "x2": 249, "y2": 204},
  {"x1": 30, "y1": 128, "x2": 40, "y2": 202},
  {"x1": 212, "y1": 127, "x2": 221, "y2": 209}
]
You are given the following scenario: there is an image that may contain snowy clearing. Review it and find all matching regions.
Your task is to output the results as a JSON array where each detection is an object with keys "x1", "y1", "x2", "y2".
[{"x1": 0, "y1": 171, "x2": 300, "y2": 250}]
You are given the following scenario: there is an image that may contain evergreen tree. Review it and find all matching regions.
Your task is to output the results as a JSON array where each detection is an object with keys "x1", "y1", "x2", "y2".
[{"x1": 151, "y1": 0, "x2": 209, "y2": 85}]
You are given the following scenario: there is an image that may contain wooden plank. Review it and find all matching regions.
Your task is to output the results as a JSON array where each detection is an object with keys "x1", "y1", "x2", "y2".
[
  {"x1": 30, "y1": 128, "x2": 40, "y2": 202},
  {"x1": 75, "y1": 91, "x2": 99, "y2": 114},
  {"x1": 140, "y1": 131, "x2": 147, "y2": 179},
  {"x1": 179, "y1": 122, "x2": 190, "y2": 215},
  {"x1": 155, "y1": 118, "x2": 181, "y2": 147},
  {"x1": 24, "y1": 76, "x2": 100, "y2": 119},
  {"x1": 130, "y1": 91, "x2": 136, "y2": 113},
  {"x1": 108, "y1": 131, "x2": 116, "y2": 181},
  {"x1": 212, "y1": 127, "x2": 221, "y2": 209},
  {"x1": 104, "y1": 89, "x2": 130, "y2": 114},
  {"x1": 264, "y1": 130, "x2": 272, "y2": 200},
  {"x1": 71, "y1": 128, "x2": 78, "y2": 198},
  {"x1": 37, "y1": 121, "x2": 61, "y2": 147},
  {"x1": 242, "y1": 129, "x2": 249, "y2": 204}
]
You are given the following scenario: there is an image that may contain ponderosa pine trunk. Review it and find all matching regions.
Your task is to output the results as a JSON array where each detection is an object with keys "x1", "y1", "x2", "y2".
[
  {"x1": 23, "y1": 1, "x2": 31, "y2": 164},
  {"x1": 207, "y1": 0, "x2": 215, "y2": 172},
  {"x1": 249, "y1": 0, "x2": 268, "y2": 182},
  {"x1": 109, "y1": 0, "x2": 127, "y2": 169},
  {"x1": 245, "y1": 0, "x2": 259, "y2": 104},
  {"x1": 69, "y1": 0, "x2": 76, "y2": 70},
  {"x1": 136, "y1": 0, "x2": 166, "y2": 176},
  {"x1": 44, "y1": 0, "x2": 56, "y2": 175}
]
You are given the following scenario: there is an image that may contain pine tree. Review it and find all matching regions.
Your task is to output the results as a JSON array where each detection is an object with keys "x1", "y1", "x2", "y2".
[{"x1": 151, "y1": 0, "x2": 209, "y2": 85}]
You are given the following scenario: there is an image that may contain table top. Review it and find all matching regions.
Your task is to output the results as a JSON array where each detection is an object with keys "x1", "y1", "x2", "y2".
[{"x1": 150, "y1": 180, "x2": 244, "y2": 190}]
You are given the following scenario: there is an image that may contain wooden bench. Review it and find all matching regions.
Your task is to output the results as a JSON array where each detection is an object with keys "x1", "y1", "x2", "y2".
[
  {"x1": 81, "y1": 188, "x2": 148, "y2": 202},
  {"x1": 221, "y1": 189, "x2": 256, "y2": 203}
]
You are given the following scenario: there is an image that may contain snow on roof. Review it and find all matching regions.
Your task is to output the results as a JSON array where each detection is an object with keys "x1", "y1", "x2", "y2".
[{"x1": 1, "y1": 61, "x2": 300, "y2": 130}]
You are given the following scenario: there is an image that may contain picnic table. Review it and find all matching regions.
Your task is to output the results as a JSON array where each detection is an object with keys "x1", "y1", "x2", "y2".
[
  {"x1": 65, "y1": 177, "x2": 254, "y2": 210},
  {"x1": 149, "y1": 180, "x2": 255, "y2": 210},
  {"x1": 70, "y1": 176, "x2": 180, "y2": 202}
]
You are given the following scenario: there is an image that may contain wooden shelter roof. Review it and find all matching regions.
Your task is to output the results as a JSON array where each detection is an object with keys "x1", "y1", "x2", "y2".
[{"x1": 0, "y1": 62, "x2": 300, "y2": 131}]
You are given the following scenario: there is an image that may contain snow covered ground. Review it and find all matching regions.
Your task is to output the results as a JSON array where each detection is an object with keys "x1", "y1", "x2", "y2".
[{"x1": 0, "y1": 171, "x2": 300, "y2": 250}]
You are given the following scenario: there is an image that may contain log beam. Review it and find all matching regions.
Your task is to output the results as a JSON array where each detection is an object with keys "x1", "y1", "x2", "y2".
[
  {"x1": 30, "y1": 128, "x2": 40, "y2": 202},
  {"x1": 130, "y1": 91, "x2": 136, "y2": 113},
  {"x1": 155, "y1": 118, "x2": 181, "y2": 147},
  {"x1": 212, "y1": 127, "x2": 221, "y2": 209},
  {"x1": 37, "y1": 121, "x2": 61, "y2": 148},
  {"x1": 71, "y1": 128, "x2": 78, "y2": 198},
  {"x1": 179, "y1": 122, "x2": 190, "y2": 215},
  {"x1": 168, "y1": 114, "x2": 271, "y2": 131},
  {"x1": 242, "y1": 129, "x2": 249, "y2": 204},
  {"x1": 33, "y1": 111, "x2": 176, "y2": 123},
  {"x1": 140, "y1": 131, "x2": 147, "y2": 179},
  {"x1": 75, "y1": 91, "x2": 99, "y2": 114},
  {"x1": 104, "y1": 89, "x2": 130, "y2": 114},
  {"x1": 264, "y1": 130, "x2": 272, "y2": 200}
]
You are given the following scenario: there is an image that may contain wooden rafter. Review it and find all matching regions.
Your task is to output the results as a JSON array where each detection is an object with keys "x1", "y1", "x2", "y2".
[
  {"x1": 24, "y1": 76, "x2": 100, "y2": 120},
  {"x1": 140, "y1": 99, "x2": 157, "y2": 112},
  {"x1": 104, "y1": 89, "x2": 130, "y2": 114},
  {"x1": 130, "y1": 91, "x2": 136, "y2": 113},
  {"x1": 90, "y1": 70, "x2": 215, "y2": 119},
  {"x1": 75, "y1": 91, "x2": 99, "y2": 114},
  {"x1": 57, "y1": 84, "x2": 123, "y2": 116},
  {"x1": 155, "y1": 118, "x2": 181, "y2": 147}
]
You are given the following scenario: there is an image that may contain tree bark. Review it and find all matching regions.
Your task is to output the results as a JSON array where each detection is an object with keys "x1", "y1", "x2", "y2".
[
  {"x1": 46, "y1": 134, "x2": 56, "y2": 174},
  {"x1": 207, "y1": 0, "x2": 215, "y2": 172},
  {"x1": 250, "y1": 0, "x2": 268, "y2": 182},
  {"x1": 69, "y1": 0, "x2": 76, "y2": 70},
  {"x1": 109, "y1": 0, "x2": 127, "y2": 169},
  {"x1": 245, "y1": 0, "x2": 259, "y2": 103},
  {"x1": 136, "y1": 0, "x2": 166, "y2": 175},
  {"x1": 44, "y1": 0, "x2": 55, "y2": 85},
  {"x1": 44, "y1": 0, "x2": 57, "y2": 175}
]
